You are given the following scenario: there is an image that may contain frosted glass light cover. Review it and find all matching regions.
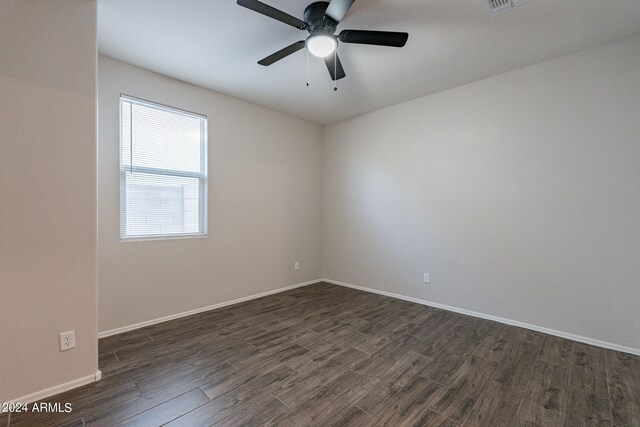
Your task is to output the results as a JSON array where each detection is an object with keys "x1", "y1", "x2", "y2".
[{"x1": 307, "y1": 35, "x2": 337, "y2": 58}]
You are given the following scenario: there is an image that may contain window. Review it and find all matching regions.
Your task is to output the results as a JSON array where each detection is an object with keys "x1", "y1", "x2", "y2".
[{"x1": 120, "y1": 95, "x2": 207, "y2": 240}]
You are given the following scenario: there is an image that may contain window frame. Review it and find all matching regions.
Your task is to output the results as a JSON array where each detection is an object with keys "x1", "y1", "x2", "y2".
[{"x1": 119, "y1": 94, "x2": 208, "y2": 241}]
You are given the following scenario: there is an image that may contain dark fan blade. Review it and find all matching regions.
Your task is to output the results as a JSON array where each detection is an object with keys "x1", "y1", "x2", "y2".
[
  {"x1": 237, "y1": 0, "x2": 307, "y2": 30},
  {"x1": 324, "y1": 53, "x2": 346, "y2": 81},
  {"x1": 258, "y1": 41, "x2": 305, "y2": 66},
  {"x1": 339, "y1": 30, "x2": 408, "y2": 47},
  {"x1": 325, "y1": 0, "x2": 356, "y2": 22}
]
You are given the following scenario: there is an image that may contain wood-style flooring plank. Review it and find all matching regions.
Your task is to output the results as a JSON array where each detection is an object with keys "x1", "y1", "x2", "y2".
[
  {"x1": 5, "y1": 282, "x2": 636, "y2": 427},
  {"x1": 607, "y1": 366, "x2": 640, "y2": 427},
  {"x1": 538, "y1": 336, "x2": 573, "y2": 367},
  {"x1": 11, "y1": 381, "x2": 140, "y2": 427},
  {"x1": 429, "y1": 355, "x2": 498, "y2": 423},
  {"x1": 570, "y1": 343, "x2": 609, "y2": 395},
  {"x1": 166, "y1": 390, "x2": 286, "y2": 427},
  {"x1": 492, "y1": 341, "x2": 542, "y2": 391},
  {"x1": 413, "y1": 320, "x2": 460, "y2": 358},
  {"x1": 420, "y1": 334, "x2": 480, "y2": 384},
  {"x1": 166, "y1": 365, "x2": 295, "y2": 426},
  {"x1": 83, "y1": 364, "x2": 229, "y2": 426},
  {"x1": 268, "y1": 370, "x2": 376, "y2": 426},
  {"x1": 233, "y1": 343, "x2": 309, "y2": 371},
  {"x1": 516, "y1": 360, "x2": 569, "y2": 426},
  {"x1": 271, "y1": 347, "x2": 369, "y2": 407},
  {"x1": 354, "y1": 350, "x2": 432, "y2": 415},
  {"x1": 411, "y1": 410, "x2": 459, "y2": 427},
  {"x1": 318, "y1": 406, "x2": 372, "y2": 427},
  {"x1": 465, "y1": 381, "x2": 523, "y2": 427},
  {"x1": 473, "y1": 334, "x2": 513, "y2": 364},
  {"x1": 118, "y1": 388, "x2": 210, "y2": 427},
  {"x1": 563, "y1": 388, "x2": 612, "y2": 426},
  {"x1": 368, "y1": 376, "x2": 443, "y2": 427},
  {"x1": 607, "y1": 349, "x2": 640, "y2": 373}
]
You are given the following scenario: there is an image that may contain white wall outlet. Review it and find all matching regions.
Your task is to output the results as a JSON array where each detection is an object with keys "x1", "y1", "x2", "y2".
[
  {"x1": 60, "y1": 331, "x2": 75, "y2": 351},
  {"x1": 424, "y1": 273, "x2": 430, "y2": 284},
  {"x1": 294, "y1": 261, "x2": 300, "y2": 271}
]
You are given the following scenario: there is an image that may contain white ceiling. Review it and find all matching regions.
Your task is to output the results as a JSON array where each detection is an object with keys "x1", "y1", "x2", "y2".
[{"x1": 98, "y1": 0, "x2": 640, "y2": 124}]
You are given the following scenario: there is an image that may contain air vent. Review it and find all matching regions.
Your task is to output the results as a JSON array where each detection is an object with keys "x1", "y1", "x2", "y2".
[{"x1": 484, "y1": 0, "x2": 529, "y2": 16}]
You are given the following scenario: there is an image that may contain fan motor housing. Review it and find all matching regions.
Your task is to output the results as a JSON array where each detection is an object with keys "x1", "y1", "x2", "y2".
[{"x1": 304, "y1": 1, "x2": 337, "y2": 35}]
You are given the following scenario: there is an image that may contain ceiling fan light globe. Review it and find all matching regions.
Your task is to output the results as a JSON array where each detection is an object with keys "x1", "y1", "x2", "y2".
[{"x1": 307, "y1": 35, "x2": 337, "y2": 57}]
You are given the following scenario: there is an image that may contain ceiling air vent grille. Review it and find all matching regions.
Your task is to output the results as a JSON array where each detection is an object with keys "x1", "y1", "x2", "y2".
[{"x1": 484, "y1": 0, "x2": 529, "y2": 16}]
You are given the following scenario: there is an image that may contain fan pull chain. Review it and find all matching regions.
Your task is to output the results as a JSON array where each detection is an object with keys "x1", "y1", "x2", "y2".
[
  {"x1": 333, "y1": 49, "x2": 338, "y2": 92},
  {"x1": 306, "y1": 48, "x2": 309, "y2": 87}
]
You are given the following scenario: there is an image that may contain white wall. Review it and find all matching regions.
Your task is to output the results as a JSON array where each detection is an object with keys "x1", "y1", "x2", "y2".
[
  {"x1": 98, "y1": 56, "x2": 323, "y2": 333},
  {"x1": 0, "y1": 0, "x2": 98, "y2": 402},
  {"x1": 323, "y1": 35, "x2": 640, "y2": 351}
]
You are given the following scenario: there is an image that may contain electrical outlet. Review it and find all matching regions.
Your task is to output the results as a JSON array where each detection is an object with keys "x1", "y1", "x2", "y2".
[
  {"x1": 60, "y1": 331, "x2": 75, "y2": 351},
  {"x1": 294, "y1": 261, "x2": 300, "y2": 271},
  {"x1": 424, "y1": 273, "x2": 430, "y2": 284}
]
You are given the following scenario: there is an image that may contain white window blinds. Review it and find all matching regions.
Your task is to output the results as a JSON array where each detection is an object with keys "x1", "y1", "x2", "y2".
[{"x1": 120, "y1": 96, "x2": 207, "y2": 239}]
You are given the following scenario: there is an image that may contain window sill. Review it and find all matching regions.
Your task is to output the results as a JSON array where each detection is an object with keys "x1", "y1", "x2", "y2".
[{"x1": 120, "y1": 234, "x2": 208, "y2": 243}]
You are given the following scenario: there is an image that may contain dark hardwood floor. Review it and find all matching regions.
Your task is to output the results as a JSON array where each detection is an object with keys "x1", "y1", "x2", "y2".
[{"x1": 4, "y1": 282, "x2": 639, "y2": 426}]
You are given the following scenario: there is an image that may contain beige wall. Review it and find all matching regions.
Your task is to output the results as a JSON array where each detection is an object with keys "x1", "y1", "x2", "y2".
[
  {"x1": 0, "y1": 0, "x2": 98, "y2": 402},
  {"x1": 323, "y1": 35, "x2": 640, "y2": 351},
  {"x1": 3, "y1": 1, "x2": 637, "y2": 403},
  {"x1": 98, "y1": 56, "x2": 323, "y2": 333}
]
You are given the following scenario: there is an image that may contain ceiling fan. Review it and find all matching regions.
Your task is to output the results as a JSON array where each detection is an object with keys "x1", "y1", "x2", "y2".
[{"x1": 236, "y1": 0, "x2": 409, "y2": 81}]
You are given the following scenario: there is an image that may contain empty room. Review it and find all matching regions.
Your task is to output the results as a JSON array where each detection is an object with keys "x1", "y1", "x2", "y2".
[{"x1": 2, "y1": 0, "x2": 640, "y2": 425}]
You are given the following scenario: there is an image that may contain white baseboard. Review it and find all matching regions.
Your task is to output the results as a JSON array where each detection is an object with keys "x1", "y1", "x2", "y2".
[
  {"x1": 7, "y1": 281, "x2": 323, "y2": 406},
  {"x1": 7, "y1": 371, "x2": 102, "y2": 405},
  {"x1": 98, "y1": 279, "x2": 324, "y2": 339},
  {"x1": 10, "y1": 278, "x2": 635, "y2": 407},
  {"x1": 323, "y1": 278, "x2": 640, "y2": 356}
]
